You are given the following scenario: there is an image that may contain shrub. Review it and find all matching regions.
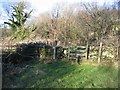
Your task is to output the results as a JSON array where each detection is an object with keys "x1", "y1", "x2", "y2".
[
  {"x1": 16, "y1": 43, "x2": 39, "y2": 61},
  {"x1": 39, "y1": 45, "x2": 54, "y2": 63},
  {"x1": 56, "y1": 46, "x2": 64, "y2": 59},
  {"x1": 3, "y1": 42, "x2": 64, "y2": 64},
  {"x1": 39, "y1": 46, "x2": 46, "y2": 60},
  {"x1": 2, "y1": 52, "x2": 21, "y2": 64}
]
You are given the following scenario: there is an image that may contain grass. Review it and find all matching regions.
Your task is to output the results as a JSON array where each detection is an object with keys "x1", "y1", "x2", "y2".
[{"x1": 3, "y1": 60, "x2": 118, "y2": 88}]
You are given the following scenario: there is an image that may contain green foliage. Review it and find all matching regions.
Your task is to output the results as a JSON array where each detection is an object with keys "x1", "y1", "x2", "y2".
[
  {"x1": 4, "y1": 2, "x2": 32, "y2": 30},
  {"x1": 56, "y1": 46, "x2": 64, "y2": 59},
  {"x1": 45, "y1": 45, "x2": 53, "y2": 58},
  {"x1": 4, "y1": 2, "x2": 37, "y2": 41},
  {"x1": 40, "y1": 46, "x2": 46, "y2": 59},
  {"x1": 11, "y1": 25, "x2": 37, "y2": 40},
  {"x1": 39, "y1": 45, "x2": 54, "y2": 63},
  {"x1": 39, "y1": 46, "x2": 64, "y2": 62}
]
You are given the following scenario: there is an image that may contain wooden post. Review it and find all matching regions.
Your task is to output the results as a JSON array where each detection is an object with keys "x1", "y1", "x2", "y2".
[
  {"x1": 53, "y1": 40, "x2": 57, "y2": 60},
  {"x1": 53, "y1": 46, "x2": 56, "y2": 60},
  {"x1": 86, "y1": 41, "x2": 90, "y2": 60},
  {"x1": 98, "y1": 41, "x2": 103, "y2": 63}
]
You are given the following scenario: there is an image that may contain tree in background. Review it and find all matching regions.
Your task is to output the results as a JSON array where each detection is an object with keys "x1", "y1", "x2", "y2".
[
  {"x1": 4, "y1": 2, "x2": 36, "y2": 41},
  {"x1": 82, "y1": 3, "x2": 118, "y2": 62},
  {"x1": 4, "y1": 2, "x2": 32, "y2": 31},
  {"x1": 76, "y1": 9, "x2": 93, "y2": 60}
]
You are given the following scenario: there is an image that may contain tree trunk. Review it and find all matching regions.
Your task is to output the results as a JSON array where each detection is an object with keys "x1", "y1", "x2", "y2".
[
  {"x1": 98, "y1": 41, "x2": 103, "y2": 63},
  {"x1": 113, "y1": 37, "x2": 119, "y2": 61},
  {"x1": 53, "y1": 46, "x2": 56, "y2": 60},
  {"x1": 117, "y1": 37, "x2": 119, "y2": 61},
  {"x1": 113, "y1": 46, "x2": 116, "y2": 62},
  {"x1": 86, "y1": 41, "x2": 90, "y2": 60},
  {"x1": 117, "y1": 46, "x2": 119, "y2": 61},
  {"x1": 117, "y1": 35, "x2": 120, "y2": 61}
]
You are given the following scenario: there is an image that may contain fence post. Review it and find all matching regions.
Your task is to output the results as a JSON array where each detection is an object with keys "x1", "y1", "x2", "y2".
[{"x1": 53, "y1": 46, "x2": 56, "y2": 60}]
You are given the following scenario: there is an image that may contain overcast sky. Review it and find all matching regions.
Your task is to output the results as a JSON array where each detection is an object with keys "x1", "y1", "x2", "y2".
[{"x1": 0, "y1": 0, "x2": 117, "y2": 26}]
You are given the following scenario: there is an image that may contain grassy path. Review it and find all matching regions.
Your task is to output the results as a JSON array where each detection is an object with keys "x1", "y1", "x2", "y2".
[{"x1": 3, "y1": 60, "x2": 118, "y2": 88}]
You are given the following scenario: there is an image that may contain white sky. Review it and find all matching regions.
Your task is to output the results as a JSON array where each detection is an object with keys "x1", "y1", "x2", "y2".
[
  {"x1": 0, "y1": 0, "x2": 117, "y2": 26},
  {"x1": 27, "y1": 0, "x2": 115, "y2": 15}
]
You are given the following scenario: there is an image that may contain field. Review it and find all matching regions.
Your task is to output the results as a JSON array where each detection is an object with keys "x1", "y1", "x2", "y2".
[
  {"x1": 3, "y1": 60, "x2": 118, "y2": 88},
  {"x1": 1, "y1": 0, "x2": 120, "y2": 89}
]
